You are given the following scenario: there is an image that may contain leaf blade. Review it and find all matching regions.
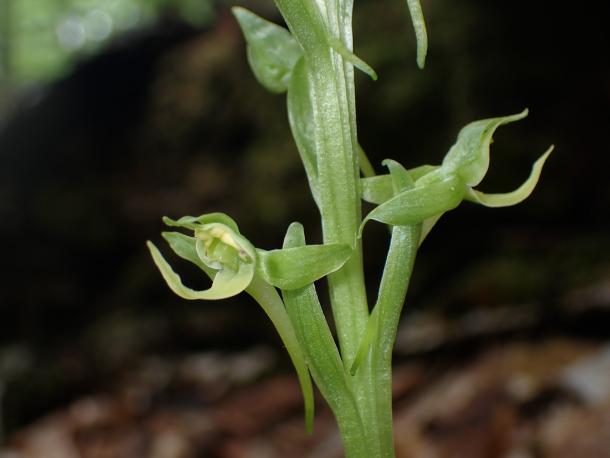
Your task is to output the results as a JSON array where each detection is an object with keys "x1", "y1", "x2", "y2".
[
  {"x1": 362, "y1": 174, "x2": 465, "y2": 228},
  {"x1": 405, "y1": 0, "x2": 428, "y2": 69},
  {"x1": 256, "y1": 243, "x2": 353, "y2": 290},
  {"x1": 232, "y1": 6, "x2": 303, "y2": 93}
]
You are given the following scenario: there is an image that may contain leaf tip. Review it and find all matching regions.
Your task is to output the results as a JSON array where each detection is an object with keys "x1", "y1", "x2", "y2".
[{"x1": 230, "y1": 5, "x2": 248, "y2": 23}]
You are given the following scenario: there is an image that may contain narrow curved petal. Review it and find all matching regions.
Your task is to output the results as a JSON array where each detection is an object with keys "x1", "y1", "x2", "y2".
[
  {"x1": 440, "y1": 109, "x2": 529, "y2": 187},
  {"x1": 161, "y1": 231, "x2": 214, "y2": 273},
  {"x1": 465, "y1": 146, "x2": 553, "y2": 207},
  {"x1": 162, "y1": 213, "x2": 240, "y2": 233},
  {"x1": 147, "y1": 241, "x2": 254, "y2": 300}
]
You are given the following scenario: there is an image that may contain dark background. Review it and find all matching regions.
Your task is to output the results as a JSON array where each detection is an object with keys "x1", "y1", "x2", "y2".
[{"x1": 0, "y1": 0, "x2": 609, "y2": 436}]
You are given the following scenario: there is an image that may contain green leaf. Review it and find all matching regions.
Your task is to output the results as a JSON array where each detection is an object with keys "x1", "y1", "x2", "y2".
[
  {"x1": 465, "y1": 145, "x2": 553, "y2": 207},
  {"x1": 256, "y1": 243, "x2": 353, "y2": 290},
  {"x1": 280, "y1": 223, "x2": 361, "y2": 430},
  {"x1": 362, "y1": 174, "x2": 465, "y2": 229},
  {"x1": 440, "y1": 109, "x2": 529, "y2": 186},
  {"x1": 147, "y1": 241, "x2": 254, "y2": 300},
  {"x1": 405, "y1": 0, "x2": 428, "y2": 69},
  {"x1": 287, "y1": 57, "x2": 319, "y2": 204},
  {"x1": 232, "y1": 7, "x2": 303, "y2": 93}
]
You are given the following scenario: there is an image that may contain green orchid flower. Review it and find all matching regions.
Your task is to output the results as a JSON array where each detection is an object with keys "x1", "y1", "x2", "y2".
[
  {"x1": 147, "y1": 213, "x2": 256, "y2": 300},
  {"x1": 361, "y1": 109, "x2": 553, "y2": 236},
  {"x1": 147, "y1": 212, "x2": 353, "y2": 297},
  {"x1": 147, "y1": 212, "x2": 355, "y2": 431}
]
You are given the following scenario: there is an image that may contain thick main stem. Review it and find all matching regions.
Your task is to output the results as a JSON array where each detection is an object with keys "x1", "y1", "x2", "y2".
[
  {"x1": 274, "y1": 0, "x2": 396, "y2": 455},
  {"x1": 307, "y1": 48, "x2": 383, "y2": 454}
]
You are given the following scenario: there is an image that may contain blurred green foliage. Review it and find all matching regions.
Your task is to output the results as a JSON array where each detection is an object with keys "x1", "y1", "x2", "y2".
[{"x1": 0, "y1": 0, "x2": 213, "y2": 85}]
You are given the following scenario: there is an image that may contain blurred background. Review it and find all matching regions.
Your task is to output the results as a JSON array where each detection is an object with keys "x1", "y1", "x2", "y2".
[{"x1": 0, "y1": 0, "x2": 609, "y2": 456}]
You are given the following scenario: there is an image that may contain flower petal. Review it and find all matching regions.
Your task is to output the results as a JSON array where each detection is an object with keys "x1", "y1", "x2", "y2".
[
  {"x1": 440, "y1": 109, "x2": 529, "y2": 187},
  {"x1": 161, "y1": 231, "x2": 213, "y2": 274},
  {"x1": 465, "y1": 146, "x2": 553, "y2": 207},
  {"x1": 147, "y1": 241, "x2": 254, "y2": 300},
  {"x1": 162, "y1": 213, "x2": 240, "y2": 233}
]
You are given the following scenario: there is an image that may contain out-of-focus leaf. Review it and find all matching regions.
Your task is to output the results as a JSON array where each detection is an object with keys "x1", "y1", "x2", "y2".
[
  {"x1": 232, "y1": 6, "x2": 302, "y2": 93},
  {"x1": 405, "y1": 0, "x2": 428, "y2": 68}
]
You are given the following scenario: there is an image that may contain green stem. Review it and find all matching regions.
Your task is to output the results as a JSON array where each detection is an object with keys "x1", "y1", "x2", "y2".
[
  {"x1": 307, "y1": 43, "x2": 388, "y2": 458},
  {"x1": 275, "y1": 1, "x2": 391, "y2": 455},
  {"x1": 246, "y1": 275, "x2": 315, "y2": 431},
  {"x1": 371, "y1": 224, "x2": 420, "y2": 454}
]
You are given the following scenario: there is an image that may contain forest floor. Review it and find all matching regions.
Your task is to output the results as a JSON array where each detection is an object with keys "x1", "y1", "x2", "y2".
[{"x1": 3, "y1": 275, "x2": 610, "y2": 458}]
